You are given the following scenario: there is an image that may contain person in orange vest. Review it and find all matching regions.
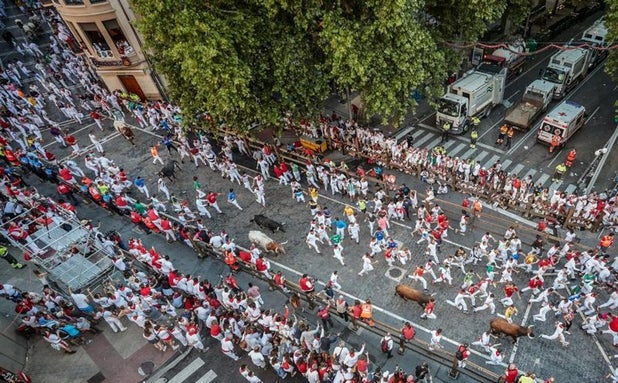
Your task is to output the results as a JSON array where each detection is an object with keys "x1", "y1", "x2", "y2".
[
  {"x1": 565, "y1": 149, "x2": 577, "y2": 167},
  {"x1": 224, "y1": 249, "x2": 239, "y2": 272},
  {"x1": 599, "y1": 233, "x2": 614, "y2": 252},
  {"x1": 549, "y1": 133, "x2": 561, "y2": 153},
  {"x1": 360, "y1": 299, "x2": 375, "y2": 327},
  {"x1": 150, "y1": 145, "x2": 164, "y2": 165}
]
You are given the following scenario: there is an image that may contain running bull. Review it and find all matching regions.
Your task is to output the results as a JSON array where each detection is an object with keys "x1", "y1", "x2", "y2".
[
  {"x1": 489, "y1": 318, "x2": 535, "y2": 343},
  {"x1": 395, "y1": 284, "x2": 433, "y2": 308},
  {"x1": 251, "y1": 214, "x2": 285, "y2": 233},
  {"x1": 248, "y1": 230, "x2": 286, "y2": 255}
]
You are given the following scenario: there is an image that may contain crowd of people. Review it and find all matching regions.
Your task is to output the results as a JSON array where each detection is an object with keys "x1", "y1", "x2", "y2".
[
  {"x1": 287, "y1": 112, "x2": 618, "y2": 234},
  {"x1": 0, "y1": 1, "x2": 616, "y2": 383}
]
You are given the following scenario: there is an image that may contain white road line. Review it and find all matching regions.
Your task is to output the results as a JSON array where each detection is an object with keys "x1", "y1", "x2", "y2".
[
  {"x1": 42, "y1": 122, "x2": 98, "y2": 149},
  {"x1": 413, "y1": 132, "x2": 434, "y2": 147},
  {"x1": 545, "y1": 149, "x2": 563, "y2": 169},
  {"x1": 449, "y1": 143, "x2": 468, "y2": 157},
  {"x1": 564, "y1": 184, "x2": 577, "y2": 194},
  {"x1": 195, "y1": 370, "x2": 218, "y2": 383},
  {"x1": 442, "y1": 140, "x2": 457, "y2": 150},
  {"x1": 523, "y1": 169, "x2": 537, "y2": 179},
  {"x1": 474, "y1": 151, "x2": 489, "y2": 163},
  {"x1": 585, "y1": 106, "x2": 600, "y2": 124},
  {"x1": 425, "y1": 137, "x2": 442, "y2": 149},
  {"x1": 167, "y1": 358, "x2": 205, "y2": 383},
  {"x1": 482, "y1": 154, "x2": 500, "y2": 170},
  {"x1": 460, "y1": 147, "x2": 477, "y2": 159},
  {"x1": 506, "y1": 90, "x2": 521, "y2": 102},
  {"x1": 510, "y1": 164, "x2": 525, "y2": 176},
  {"x1": 509, "y1": 302, "x2": 533, "y2": 364},
  {"x1": 412, "y1": 130, "x2": 425, "y2": 139},
  {"x1": 478, "y1": 119, "x2": 502, "y2": 141},
  {"x1": 501, "y1": 159, "x2": 513, "y2": 171},
  {"x1": 536, "y1": 173, "x2": 550, "y2": 185}
]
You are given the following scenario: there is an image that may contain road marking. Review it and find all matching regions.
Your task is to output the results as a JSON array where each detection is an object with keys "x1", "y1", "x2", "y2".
[
  {"x1": 509, "y1": 301, "x2": 533, "y2": 364},
  {"x1": 523, "y1": 169, "x2": 537, "y2": 179},
  {"x1": 450, "y1": 143, "x2": 468, "y2": 157},
  {"x1": 536, "y1": 173, "x2": 550, "y2": 185},
  {"x1": 195, "y1": 370, "x2": 218, "y2": 383},
  {"x1": 564, "y1": 184, "x2": 577, "y2": 194},
  {"x1": 478, "y1": 118, "x2": 502, "y2": 141},
  {"x1": 482, "y1": 154, "x2": 500, "y2": 170},
  {"x1": 585, "y1": 106, "x2": 600, "y2": 124},
  {"x1": 442, "y1": 140, "x2": 457, "y2": 150},
  {"x1": 545, "y1": 147, "x2": 565, "y2": 168},
  {"x1": 167, "y1": 358, "x2": 205, "y2": 383},
  {"x1": 501, "y1": 159, "x2": 513, "y2": 171},
  {"x1": 412, "y1": 130, "x2": 425, "y2": 139},
  {"x1": 425, "y1": 137, "x2": 442, "y2": 149},
  {"x1": 506, "y1": 90, "x2": 521, "y2": 102},
  {"x1": 458, "y1": 147, "x2": 475, "y2": 160},
  {"x1": 474, "y1": 152, "x2": 489, "y2": 162},
  {"x1": 510, "y1": 164, "x2": 525, "y2": 176},
  {"x1": 43, "y1": 122, "x2": 98, "y2": 149},
  {"x1": 413, "y1": 132, "x2": 434, "y2": 147}
]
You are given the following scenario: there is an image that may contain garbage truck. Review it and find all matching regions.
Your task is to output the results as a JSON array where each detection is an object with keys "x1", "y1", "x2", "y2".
[
  {"x1": 504, "y1": 79, "x2": 555, "y2": 130},
  {"x1": 540, "y1": 48, "x2": 590, "y2": 99},
  {"x1": 482, "y1": 39, "x2": 527, "y2": 80},
  {"x1": 436, "y1": 64, "x2": 507, "y2": 134}
]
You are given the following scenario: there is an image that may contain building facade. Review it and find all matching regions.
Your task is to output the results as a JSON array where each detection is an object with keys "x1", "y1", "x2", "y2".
[{"x1": 49, "y1": 0, "x2": 165, "y2": 100}]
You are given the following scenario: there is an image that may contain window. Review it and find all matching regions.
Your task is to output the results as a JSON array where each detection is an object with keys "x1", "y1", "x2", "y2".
[
  {"x1": 102, "y1": 19, "x2": 134, "y2": 56},
  {"x1": 78, "y1": 22, "x2": 112, "y2": 58},
  {"x1": 90, "y1": 0, "x2": 108, "y2": 3},
  {"x1": 64, "y1": 0, "x2": 84, "y2": 5}
]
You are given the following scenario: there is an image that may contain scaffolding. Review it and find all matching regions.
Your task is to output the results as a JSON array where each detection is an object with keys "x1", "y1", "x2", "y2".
[{"x1": 1, "y1": 194, "x2": 114, "y2": 294}]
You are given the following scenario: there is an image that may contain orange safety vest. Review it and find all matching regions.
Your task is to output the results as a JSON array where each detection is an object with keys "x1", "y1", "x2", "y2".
[
  {"x1": 566, "y1": 150, "x2": 576, "y2": 161},
  {"x1": 150, "y1": 146, "x2": 159, "y2": 157},
  {"x1": 360, "y1": 303, "x2": 372, "y2": 319},
  {"x1": 600, "y1": 236, "x2": 613, "y2": 248},
  {"x1": 224, "y1": 251, "x2": 236, "y2": 266},
  {"x1": 551, "y1": 135, "x2": 560, "y2": 146}
]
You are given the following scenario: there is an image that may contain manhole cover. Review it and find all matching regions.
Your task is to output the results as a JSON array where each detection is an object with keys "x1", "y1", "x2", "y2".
[
  {"x1": 138, "y1": 361, "x2": 155, "y2": 376},
  {"x1": 385, "y1": 266, "x2": 406, "y2": 282}
]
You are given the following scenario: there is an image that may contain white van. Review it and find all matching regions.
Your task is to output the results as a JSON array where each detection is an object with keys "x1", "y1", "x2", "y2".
[{"x1": 537, "y1": 100, "x2": 586, "y2": 147}]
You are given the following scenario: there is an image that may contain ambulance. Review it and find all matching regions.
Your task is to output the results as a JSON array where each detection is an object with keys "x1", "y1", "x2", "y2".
[{"x1": 537, "y1": 100, "x2": 586, "y2": 147}]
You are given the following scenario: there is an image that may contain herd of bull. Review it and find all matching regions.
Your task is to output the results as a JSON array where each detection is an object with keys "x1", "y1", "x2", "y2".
[{"x1": 395, "y1": 285, "x2": 534, "y2": 342}]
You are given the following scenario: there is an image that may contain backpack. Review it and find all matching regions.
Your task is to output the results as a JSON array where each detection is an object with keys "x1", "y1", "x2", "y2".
[
  {"x1": 455, "y1": 347, "x2": 464, "y2": 360},
  {"x1": 381, "y1": 339, "x2": 389, "y2": 352}
]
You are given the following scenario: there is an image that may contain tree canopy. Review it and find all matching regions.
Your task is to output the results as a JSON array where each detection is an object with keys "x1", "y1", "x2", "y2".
[
  {"x1": 604, "y1": 0, "x2": 618, "y2": 79},
  {"x1": 131, "y1": 0, "x2": 510, "y2": 130}
]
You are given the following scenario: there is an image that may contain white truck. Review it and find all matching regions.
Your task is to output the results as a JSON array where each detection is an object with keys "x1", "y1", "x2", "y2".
[
  {"x1": 436, "y1": 64, "x2": 507, "y2": 134},
  {"x1": 504, "y1": 79, "x2": 555, "y2": 130},
  {"x1": 579, "y1": 18, "x2": 609, "y2": 69},
  {"x1": 482, "y1": 40, "x2": 527, "y2": 80},
  {"x1": 540, "y1": 48, "x2": 590, "y2": 99},
  {"x1": 537, "y1": 100, "x2": 586, "y2": 147}
]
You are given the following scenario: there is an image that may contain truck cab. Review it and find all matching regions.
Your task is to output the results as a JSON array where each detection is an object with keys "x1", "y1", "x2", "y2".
[
  {"x1": 537, "y1": 100, "x2": 586, "y2": 147},
  {"x1": 580, "y1": 19, "x2": 609, "y2": 69},
  {"x1": 540, "y1": 48, "x2": 589, "y2": 99},
  {"x1": 437, "y1": 94, "x2": 469, "y2": 134}
]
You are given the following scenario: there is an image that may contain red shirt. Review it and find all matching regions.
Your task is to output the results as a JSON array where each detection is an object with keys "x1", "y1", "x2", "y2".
[{"x1": 505, "y1": 368, "x2": 518, "y2": 383}]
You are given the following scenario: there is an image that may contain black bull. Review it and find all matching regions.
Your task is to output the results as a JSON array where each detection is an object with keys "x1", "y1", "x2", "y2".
[
  {"x1": 158, "y1": 160, "x2": 182, "y2": 182},
  {"x1": 250, "y1": 214, "x2": 285, "y2": 232}
]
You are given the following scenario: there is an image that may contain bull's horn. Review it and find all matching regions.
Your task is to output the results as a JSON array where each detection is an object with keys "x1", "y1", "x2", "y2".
[
  {"x1": 527, "y1": 334, "x2": 534, "y2": 339},
  {"x1": 280, "y1": 241, "x2": 289, "y2": 245},
  {"x1": 528, "y1": 325, "x2": 534, "y2": 328}
]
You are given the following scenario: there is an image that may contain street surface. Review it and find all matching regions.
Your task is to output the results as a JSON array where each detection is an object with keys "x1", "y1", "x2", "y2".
[{"x1": 0, "y1": 3, "x2": 616, "y2": 383}]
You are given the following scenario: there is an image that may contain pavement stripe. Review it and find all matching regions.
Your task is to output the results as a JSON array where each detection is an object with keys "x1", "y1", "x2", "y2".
[
  {"x1": 473, "y1": 151, "x2": 489, "y2": 163},
  {"x1": 413, "y1": 132, "x2": 434, "y2": 147},
  {"x1": 167, "y1": 358, "x2": 205, "y2": 383},
  {"x1": 510, "y1": 164, "x2": 525, "y2": 176},
  {"x1": 441, "y1": 140, "x2": 457, "y2": 150},
  {"x1": 501, "y1": 159, "x2": 513, "y2": 171},
  {"x1": 536, "y1": 173, "x2": 550, "y2": 185},
  {"x1": 482, "y1": 154, "x2": 500, "y2": 169},
  {"x1": 195, "y1": 370, "x2": 218, "y2": 383},
  {"x1": 449, "y1": 143, "x2": 468, "y2": 157},
  {"x1": 425, "y1": 137, "x2": 442, "y2": 149},
  {"x1": 523, "y1": 169, "x2": 537, "y2": 179},
  {"x1": 411, "y1": 130, "x2": 425, "y2": 139},
  {"x1": 459, "y1": 146, "x2": 476, "y2": 159},
  {"x1": 564, "y1": 184, "x2": 577, "y2": 195}
]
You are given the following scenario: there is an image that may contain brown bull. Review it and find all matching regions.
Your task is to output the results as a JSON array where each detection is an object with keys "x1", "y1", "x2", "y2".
[
  {"x1": 395, "y1": 284, "x2": 433, "y2": 307},
  {"x1": 489, "y1": 318, "x2": 535, "y2": 343}
]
